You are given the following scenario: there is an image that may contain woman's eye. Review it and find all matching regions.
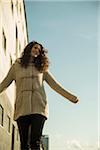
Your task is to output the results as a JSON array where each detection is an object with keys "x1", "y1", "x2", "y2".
[{"x1": 34, "y1": 46, "x2": 40, "y2": 51}]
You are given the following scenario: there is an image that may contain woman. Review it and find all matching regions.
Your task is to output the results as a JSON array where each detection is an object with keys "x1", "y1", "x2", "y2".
[{"x1": 0, "y1": 41, "x2": 79, "y2": 150}]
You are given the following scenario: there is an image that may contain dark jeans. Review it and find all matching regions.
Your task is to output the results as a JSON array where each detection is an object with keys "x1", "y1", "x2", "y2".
[{"x1": 16, "y1": 114, "x2": 46, "y2": 150}]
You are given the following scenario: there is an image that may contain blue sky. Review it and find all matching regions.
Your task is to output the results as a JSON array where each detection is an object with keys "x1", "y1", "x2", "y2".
[{"x1": 25, "y1": 1, "x2": 98, "y2": 149}]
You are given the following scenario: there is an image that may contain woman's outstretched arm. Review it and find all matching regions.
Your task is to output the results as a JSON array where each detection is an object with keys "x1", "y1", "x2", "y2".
[
  {"x1": 0, "y1": 63, "x2": 15, "y2": 93},
  {"x1": 44, "y1": 70, "x2": 79, "y2": 103}
]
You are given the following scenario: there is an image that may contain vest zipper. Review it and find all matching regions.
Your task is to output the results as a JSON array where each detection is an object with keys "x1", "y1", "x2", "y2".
[{"x1": 31, "y1": 65, "x2": 33, "y2": 112}]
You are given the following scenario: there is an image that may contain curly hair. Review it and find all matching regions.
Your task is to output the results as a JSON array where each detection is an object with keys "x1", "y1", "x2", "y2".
[{"x1": 20, "y1": 41, "x2": 49, "y2": 72}]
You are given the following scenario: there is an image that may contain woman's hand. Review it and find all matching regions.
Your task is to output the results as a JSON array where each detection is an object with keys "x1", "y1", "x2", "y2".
[
  {"x1": 73, "y1": 98, "x2": 79, "y2": 104},
  {"x1": 69, "y1": 95, "x2": 79, "y2": 104}
]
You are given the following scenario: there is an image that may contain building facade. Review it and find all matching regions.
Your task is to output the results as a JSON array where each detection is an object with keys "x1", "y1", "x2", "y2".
[{"x1": 0, "y1": 0, "x2": 28, "y2": 149}]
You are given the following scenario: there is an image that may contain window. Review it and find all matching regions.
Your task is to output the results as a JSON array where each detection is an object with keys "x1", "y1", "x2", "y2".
[
  {"x1": 11, "y1": 124, "x2": 15, "y2": 150},
  {"x1": 20, "y1": 3, "x2": 22, "y2": 16},
  {"x1": 16, "y1": 0, "x2": 18, "y2": 14},
  {"x1": 2, "y1": 30, "x2": 6, "y2": 54},
  {"x1": 16, "y1": 26, "x2": 18, "y2": 57},
  {"x1": 16, "y1": 26, "x2": 18, "y2": 39},
  {"x1": 24, "y1": 39, "x2": 26, "y2": 47},
  {"x1": 11, "y1": 0, "x2": 14, "y2": 14},
  {"x1": 0, "y1": 104, "x2": 4, "y2": 126},
  {"x1": 16, "y1": 129, "x2": 19, "y2": 141},
  {"x1": 7, "y1": 115, "x2": 11, "y2": 133},
  {"x1": 10, "y1": 55, "x2": 13, "y2": 66},
  {"x1": 19, "y1": 42, "x2": 21, "y2": 52}
]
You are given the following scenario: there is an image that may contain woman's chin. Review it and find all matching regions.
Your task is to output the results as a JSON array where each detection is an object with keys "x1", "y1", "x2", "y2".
[{"x1": 34, "y1": 55, "x2": 38, "y2": 57}]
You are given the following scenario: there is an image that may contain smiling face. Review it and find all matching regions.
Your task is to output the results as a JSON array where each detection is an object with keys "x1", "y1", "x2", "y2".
[{"x1": 31, "y1": 44, "x2": 41, "y2": 57}]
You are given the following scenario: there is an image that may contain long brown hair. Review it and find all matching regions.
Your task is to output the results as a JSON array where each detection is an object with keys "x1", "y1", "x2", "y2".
[{"x1": 20, "y1": 41, "x2": 49, "y2": 72}]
